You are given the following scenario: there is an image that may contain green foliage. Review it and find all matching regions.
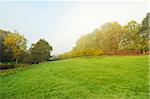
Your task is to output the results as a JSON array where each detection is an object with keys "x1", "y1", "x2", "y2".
[
  {"x1": 0, "y1": 30, "x2": 27, "y2": 63},
  {"x1": 139, "y1": 13, "x2": 150, "y2": 52},
  {"x1": 119, "y1": 20, "x2": 141, "y2": 50},
  {"x1": 100, "y1": 22, "x2": 124, "y2": 53},
  {"x1": 3, "y1": 31, "x2": 27, "y2": 63},
  {"x1": 26, "y1": 39, "x2": 53, "y2": 64},
  {"x1": 0, "y1": 29, "x2": 53, "y2": 64},
  {"x1": 0, "y1": 30, "x2": 12, "y2": 62},
  {"x1": 60, "y1": 13, "x2": 149, "y2": 58},
  {"x1": 0, "y1": 55, "x2": 148, "y2": 98}
]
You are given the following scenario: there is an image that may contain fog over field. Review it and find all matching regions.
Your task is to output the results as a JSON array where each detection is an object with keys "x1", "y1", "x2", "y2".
[{"x1": 0, "y1": 1, "x2": 148, "y2": 55}]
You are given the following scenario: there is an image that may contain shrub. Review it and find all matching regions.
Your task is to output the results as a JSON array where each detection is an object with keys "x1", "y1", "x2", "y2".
[{"x1": 59, "y1": 48, "x2": 103, "y2": 59}]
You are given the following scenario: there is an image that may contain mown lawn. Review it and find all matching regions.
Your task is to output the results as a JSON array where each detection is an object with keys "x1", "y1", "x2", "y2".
[{"x1": 0, "y1": 55, "x2": 149, "y2": 99}]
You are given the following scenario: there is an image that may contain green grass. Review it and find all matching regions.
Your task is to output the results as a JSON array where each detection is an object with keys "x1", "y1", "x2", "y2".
[{"x1": 0, "y1": 55, "x2": 149, "y2": 99}]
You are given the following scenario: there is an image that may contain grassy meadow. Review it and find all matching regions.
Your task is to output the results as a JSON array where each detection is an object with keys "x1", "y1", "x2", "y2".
[{"x1": 0, "y1": 55, "x2": 149, "y2": 99}]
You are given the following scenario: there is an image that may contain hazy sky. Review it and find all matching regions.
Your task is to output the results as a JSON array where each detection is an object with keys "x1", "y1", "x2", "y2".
[{"x1": 0, "y1": 1, "x2": 148, "y2": 55}]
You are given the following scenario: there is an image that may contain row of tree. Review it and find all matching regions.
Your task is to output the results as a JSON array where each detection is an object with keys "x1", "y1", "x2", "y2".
[
  {"x1": 59, "y1": 13, "x2": 149, "y2": 58},
  {"x1": 0, "y1": 13, "x2": 149, "y2": 61},
  {"x1": 0, "y1": 30, "x2": 52, "y2": 64}
]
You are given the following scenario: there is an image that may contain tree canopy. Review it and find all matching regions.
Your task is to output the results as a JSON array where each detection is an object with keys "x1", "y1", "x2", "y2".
[
  {"x1": 59, "y1": 13, "x2": 150, "y2": 58},
  {"x1": 28, "y1": 39, "x2": 53, "y2": 64},
  {"x1": 0, "y1": 13, "x2": 149, "y2": 61},
  {"x1": 0, "y1": 30, "x2": 53, "y2": 64}
]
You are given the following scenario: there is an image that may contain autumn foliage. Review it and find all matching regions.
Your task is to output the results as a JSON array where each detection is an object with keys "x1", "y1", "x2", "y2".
[{"x1": 59, "y1": 13, "x2": 150, "y2": 58}]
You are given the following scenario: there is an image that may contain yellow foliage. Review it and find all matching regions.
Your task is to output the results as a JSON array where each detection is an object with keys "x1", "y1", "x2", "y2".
[
  {"x1": 3, "y1": 32, "x2": 26, "y2": 60},
  {"x1": 59, "y1": 48, "x2": 103, "y2": 59}
]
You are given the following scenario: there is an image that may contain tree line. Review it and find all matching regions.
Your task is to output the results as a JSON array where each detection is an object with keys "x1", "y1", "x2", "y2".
[
  {"x1": 59, "y1": 13, "x2": 149, "y2": 58},
  {"x1": 0, "y1": 13, "x2": 149, "y2": 62},
  {"x1": 0, "y1": 30, "x2": 52, "y2": 64}
]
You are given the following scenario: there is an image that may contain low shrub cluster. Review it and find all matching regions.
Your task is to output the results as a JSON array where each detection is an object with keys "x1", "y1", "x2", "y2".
[{"x1": 59, "y1": 48, "x2": 103, "y2": 59}]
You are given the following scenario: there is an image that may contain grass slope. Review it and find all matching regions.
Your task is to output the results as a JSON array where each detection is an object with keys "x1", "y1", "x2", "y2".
[{"x1": 0, "y1": 55, "x2": 149, "y2": 99}]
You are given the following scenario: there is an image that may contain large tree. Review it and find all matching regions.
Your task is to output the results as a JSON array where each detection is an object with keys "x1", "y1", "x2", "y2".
[
  {"x1": 29, "y1": 39, "x2": 53, "y2": 64},
  {"x1": 0, "y1": 30, "x2": 11, "y2": 63},
  {"x1": 3, "y1": 31, "x2": 27, "y2": 64},
  {"x1": 138, "y1": 13, "x2": 150, "y2": 53},
  {"x1": 119, "y1": 20, "x2": 141, "y2": 51},
  {"x1": 0, "y1": 29, "x2": 9, "y2": 63},
  {"x1": 71, "y1": 22, "x2": 124, "y2": 55},
  {"x1": 100, "y1": 22, "x2": 124, "y2": 53}
]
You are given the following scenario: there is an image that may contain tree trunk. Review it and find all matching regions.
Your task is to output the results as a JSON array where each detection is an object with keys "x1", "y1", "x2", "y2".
[
  {"x1": 143, "y1": 50, "x2": 146, "y2": 54},
  {"x1": 16, "y1": 58, "x2": 18, "y2": 64}
]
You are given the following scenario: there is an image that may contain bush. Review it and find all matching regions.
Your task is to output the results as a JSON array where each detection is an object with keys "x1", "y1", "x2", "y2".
[{"x1": 59, "y1": 48, "x2": 103, "y2": 59}]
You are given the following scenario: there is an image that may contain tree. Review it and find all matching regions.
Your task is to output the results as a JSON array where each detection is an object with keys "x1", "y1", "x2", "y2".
[
  {"x1": 74, "y1": 33, "x2": 93, "y2": 50},
  {"x1": 92, "y1": 29, "x2": 104, "y2": 49},
  {"x1": 60, "y1": 13, "x2": 149, "y2": 57},
  {"x1": 29, "y1": 39, "x2": 53, "y2": 64},
  {"x1": 100, "y1": 22, "x2": 124, "y2": 53},
  {"x1": 3, "y1": 31, "x2": 27, "y2": 64},
  {"x1": 138, "y1": 13, "x2": 150, "y2": 53},
  {"x1": 0, "y1": 30, "x2": 15, "y2": 63},
  {"x1": 119, "y1": 20, "x2": 141, "y2": 51},
  {"x1": 65, "y1": 22, "x2": 124, "y2": 56},
  {"x1": 0, "y1": 30, "x2": 9, "y2": 63}
]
